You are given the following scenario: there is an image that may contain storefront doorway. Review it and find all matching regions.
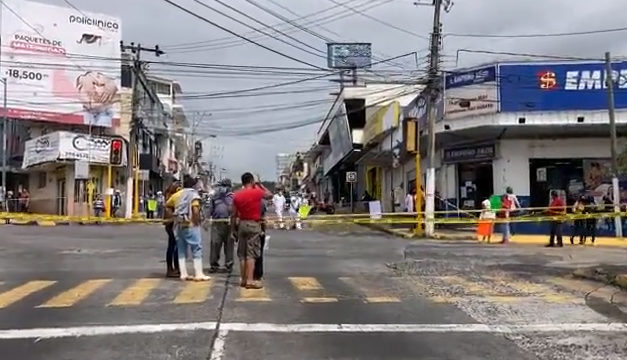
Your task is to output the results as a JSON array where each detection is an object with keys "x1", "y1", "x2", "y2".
[
  {"x1": 529, "y1": 159, "x2": 584, "y2": 207},
  {"x1": 457, "y1": 162, "x2": 493, "y2": 210}
]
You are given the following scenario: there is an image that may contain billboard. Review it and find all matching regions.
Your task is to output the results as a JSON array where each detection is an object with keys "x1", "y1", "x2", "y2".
[
  {"x1": 23, "y1": 131, "x2": 126, "y2": 168},
  {"x1": 1, "y1": 0, "x2": 122, "y2": 127},
  {"x1": 327, "y1": 43, "x2": 372, "y2": 69},
  {"x1": 499, "y1": 61, "x2": 627, "y2": 112},
  {"x1": 444, "y1": 65, "x2": 498, "y2": 119},
  {"x1": 323, "y1": 104, "x2": 353, "y2": 174}
]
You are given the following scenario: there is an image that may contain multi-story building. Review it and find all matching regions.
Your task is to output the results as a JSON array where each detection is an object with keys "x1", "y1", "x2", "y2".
[
  {"x1": 276, "y1": 153, "x2": 294, "y2": 187},
  {"x1": 0, "y1": 0, "x2": 190, "y2": 217}
]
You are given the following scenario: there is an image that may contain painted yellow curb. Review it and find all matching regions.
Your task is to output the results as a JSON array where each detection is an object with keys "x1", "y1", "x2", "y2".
[
  {"x1": 36, "y1": 220, "x2": 56, "y2": 227},
  {"x1": 616, "y1": 274, "x2": 627, "y2": 289}
]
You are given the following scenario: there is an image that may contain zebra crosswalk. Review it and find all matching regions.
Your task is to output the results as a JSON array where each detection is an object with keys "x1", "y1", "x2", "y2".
[{"x1": 0, "y1": 273, "x2": 607, "y2": 311}]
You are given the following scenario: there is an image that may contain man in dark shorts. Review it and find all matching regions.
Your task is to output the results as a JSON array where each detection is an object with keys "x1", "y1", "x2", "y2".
[{"x1": 231, "y1": 172, "x2": 272, "y2": 289}]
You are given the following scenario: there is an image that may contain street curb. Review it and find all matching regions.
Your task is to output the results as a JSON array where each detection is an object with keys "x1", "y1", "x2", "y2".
[
  {"x1": 432, "y1": 233, "x2": 475, "y2": 241},
  {"x1": 573, "y1": 267, "x2": 627, "y2": 291},
  {"x1": 360, "y1": 223, "x2": 415, "y2": 239}
]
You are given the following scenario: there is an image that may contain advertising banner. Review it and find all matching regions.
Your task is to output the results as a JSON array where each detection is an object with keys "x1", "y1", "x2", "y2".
[
  {"x1": 404, "y1": 90, "x2": 444, "y2": 128},
  {"x1": 324, "y1": 105, "x2": 353, "y2": 174},
  {"x1": 1, "y1": 0, "x2": 122, "y2": 127},
  {"x1": 363, "y1": 101, "x2": 400, "y2": 146},
  {"x1": 499, "y1": 61, "x2": 627, "y2": 112},
  {"x1": 23, "y1": 131, "x2": 126, "y2": 168},
  {"x1": 444, "y1": 66, "x2": 498, "y2": 119}
]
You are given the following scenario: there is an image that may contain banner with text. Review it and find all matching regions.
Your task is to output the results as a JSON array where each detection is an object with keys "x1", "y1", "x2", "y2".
[
  {"x1": 444, "y1": 65, "x2": 498, "y2": 120},
  {"x1": 1, "y1": 0, "x2": 122, "y2": 127}
]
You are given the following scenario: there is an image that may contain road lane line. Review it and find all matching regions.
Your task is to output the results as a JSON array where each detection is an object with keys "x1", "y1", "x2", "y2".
[
  {"x1": 236, "y1": 287, "x2": 271, "y2": 302},
  {"x1": 1, "y1": 322, "x2": 627, "y2": 339},
  {"x1": 109, "y1": 278, "x2": 161, "y2": 306},
  {"x1": 209, "y1": 330, "x2": 228, "y2": 360},
  {"x1": 339, "y1": 277, "x2": 401, "y2": 303},
  {"x1": 288, "y1": 277, "x2": 323, "y2": 291},
  {"x1": 289, "y1": 277, "x2": 337, "y2": 303},
  {"x1": 39, "y1": 280, "x2": 111, "y2": 308},
  {"x1": 0, "y1": 281, "x2": 56, "y2": 309},
  {"x1": 174, "y1": 280, "x2": 213, "y2": 304}
]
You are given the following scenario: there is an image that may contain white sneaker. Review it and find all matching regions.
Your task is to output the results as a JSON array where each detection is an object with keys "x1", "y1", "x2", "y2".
[{"x1": 193, "y1": 258, "x2": 211, "y2": 281}]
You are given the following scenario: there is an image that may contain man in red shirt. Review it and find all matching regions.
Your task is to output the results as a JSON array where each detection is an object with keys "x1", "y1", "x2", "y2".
[
  {"x1": 231, "y1": 172, "x2": 272, "y2": 288},
  {"x1": 547, "y1": 191, "x2": 566, "y2": 247}
]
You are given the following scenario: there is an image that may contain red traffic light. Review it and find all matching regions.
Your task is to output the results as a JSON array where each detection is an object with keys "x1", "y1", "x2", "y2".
[{"x1": 111, "y1": 139, "x2": 122, "y2": 151}]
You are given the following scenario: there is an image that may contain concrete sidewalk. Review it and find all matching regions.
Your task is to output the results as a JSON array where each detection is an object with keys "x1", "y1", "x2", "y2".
[{"x1": 367, "y1": 223, "x2": 627, "y2": 248}]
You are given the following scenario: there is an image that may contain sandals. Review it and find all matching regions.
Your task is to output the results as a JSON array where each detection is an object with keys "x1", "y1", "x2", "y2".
[{"x1": 245, "y1": 282, "x2": 263, "y2": 289}]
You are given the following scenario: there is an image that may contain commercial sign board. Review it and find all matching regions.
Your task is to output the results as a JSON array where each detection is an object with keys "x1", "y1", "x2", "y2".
[
  {"x1": 443, "y1": 144, "x2": 495, "y2": 163},
  {"x1": 404, "y1": 90, "x2": 444, "y2": 129},
  {"x1": 23, "y1": 131, "x2": 126, "y2": 168},
  {"x1": 499, "y1": 61, "x2": 627, "y2": 112},
  {"x1": 327, "y1": 43, "x2": 372, "y2": 69},
  {"x1": 362, "y1": 101, "x2": 400, "y2": 146},
  {"x1": 1, "y1": 0, "x2": 122, "y2": 127},
  {"x1": 324, "y1": 104, "x2": 353, "y2": 174},
  {"x1": 444, "y1": 65, "x2": 498, "y2": 119}
]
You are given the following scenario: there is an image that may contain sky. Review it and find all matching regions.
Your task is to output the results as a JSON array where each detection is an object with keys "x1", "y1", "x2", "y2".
[{"x1": 32, "y1": 0, "x2": 627, "y2": 179}]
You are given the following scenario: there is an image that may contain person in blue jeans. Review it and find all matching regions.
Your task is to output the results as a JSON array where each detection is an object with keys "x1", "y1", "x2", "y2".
[{"x1": 167, "y1": 175, "x2": 210, "y2": 281}]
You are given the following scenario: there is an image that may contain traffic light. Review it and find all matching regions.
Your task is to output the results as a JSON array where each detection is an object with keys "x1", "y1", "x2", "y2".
[{"x1": 109, "y1": 138, "x2": 123, "y2": 166}]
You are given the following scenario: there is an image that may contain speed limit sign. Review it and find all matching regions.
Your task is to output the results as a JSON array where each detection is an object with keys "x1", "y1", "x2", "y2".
[{"x1": 346, "y1": 171, "x2": 357, "y2": 183}]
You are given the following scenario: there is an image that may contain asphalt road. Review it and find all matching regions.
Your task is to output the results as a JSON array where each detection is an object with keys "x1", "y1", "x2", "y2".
[{"x1": 0, "y1": 224, "x2": 626, "y2": 359}]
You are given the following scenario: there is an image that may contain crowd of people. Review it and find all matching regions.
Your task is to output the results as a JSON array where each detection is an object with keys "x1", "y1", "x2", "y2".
[
  {"x1": 477, "y1": 187, "x2": 618, "y2": 247},
  {"x1": 2, "y1": 188, "x2": 30, "y2": 213},
  {"x1": 162, "y1": 172, "x2": 285, "y2": 288}
]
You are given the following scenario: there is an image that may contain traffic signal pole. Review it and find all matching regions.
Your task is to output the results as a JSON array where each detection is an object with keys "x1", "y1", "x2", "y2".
[{"x1": 106, "y1": 165, "x2": 113, "y2": 218}]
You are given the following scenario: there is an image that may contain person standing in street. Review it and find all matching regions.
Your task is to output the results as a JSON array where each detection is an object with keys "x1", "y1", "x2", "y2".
[
  {"x1": 547, "y1": 191, "x2": 566, "y2": 247},
  {"x1": 498, "y1": 194, "x2": 513, "y2": 244},
  {"x1": 156, "y1": 191, "x2": 165, "y2": 219},
  {"x1": 167, "y1": 175, "x2": 210, "y2": 281},
  {"x1": 163, "y1": 182, "x2": 181, "y2": 278},
  {"x1": 231, "y1": 172, "x2": 272, "y2": 289},
  {"x1": 112, "y1": 190, "x2": 122, "y2": 218},
  {"x1": 146, "y1": 192, "x2": 157, "y2": 219},
  {"x1": 272, "y1": 189, "x2": 286, "y2": 229},
  {"x1": 208, "y1": 178, "x2": 234, "y2": 273},
  {"x1": 570, "y1": 195, "x2": 586, "y2": 245},
  {"x1": 289, "y1": 193, "x2": 302, "y2": 230},
  {"x1": 254, "y1": 198, "x2": 269, "y2": 282}
]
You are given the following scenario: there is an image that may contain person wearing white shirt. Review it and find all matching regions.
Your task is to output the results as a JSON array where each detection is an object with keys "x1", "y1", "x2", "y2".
[
  {"x1": 272, "y1": 191, "x2": 286, "y2": 229},
  {"x1": 289, "y1": 195, "x2": 302, "y2": 230}
]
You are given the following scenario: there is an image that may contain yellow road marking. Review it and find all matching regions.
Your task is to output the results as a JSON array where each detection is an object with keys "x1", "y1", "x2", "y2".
[
  {"x1": 494, "y1": 276, "x2": 577, "y2": 303},
  {"x1": 301, "y1": 297, "x2": 338, "y2": 303},
  {"x1": 109, "y1": 278, "x2": 161, "y2": 306},
  {"x1": 0, "y1": 281, "x2": 56, "y2": 309},
  {"x1": 237, "y1": 287, "x2": 271, "y2": 302},
  {"x1": 174, "y1": 281, "x2": 213, "y2": 304},
  {"x1": 339, "y1": 277, "x2": 401, "y2": 303},
  {"x1": 440, "y1": 275, "x2": 498, "y2": 295},
  {"x1": 38, "y1": 279, "x2": 110, "y2": 308},
  {"x1": 546, "y1": 277, "x2": 603, "y2": 294},
  {"x1": 288, "y1": 277, "x2": 323, "y2": 291}
]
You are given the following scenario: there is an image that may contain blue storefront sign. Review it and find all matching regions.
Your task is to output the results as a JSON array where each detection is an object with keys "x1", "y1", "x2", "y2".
[
  {"x1": 499, "y1": 61, "x2": 627, "y2": 112},
  {"x1": 445, "y1": 65, "x2": 496, "y2": 89}
]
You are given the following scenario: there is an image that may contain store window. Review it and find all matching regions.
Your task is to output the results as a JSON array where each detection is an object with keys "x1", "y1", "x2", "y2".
[
  {"x1": 38, "y1": 172, "x2": 47, "y2": 189},
  {"x1": 529, "y1": 159, "x2": 584, "y2": 207}
]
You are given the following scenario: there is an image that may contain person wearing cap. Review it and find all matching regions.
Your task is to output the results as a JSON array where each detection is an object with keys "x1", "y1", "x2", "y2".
[{"x1": 208, "y1": 178, "x2": 234, "y2": 273}]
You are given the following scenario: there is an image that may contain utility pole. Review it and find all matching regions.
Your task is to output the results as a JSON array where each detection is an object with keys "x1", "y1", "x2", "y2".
[
  {"x1": 120, "y1": 42, "x2": 164, "y2": 218},
  {"x1": 424, "y1": 0, "x2": 444, "y2": 237},
  {"x1": 1, "y1": 78, "x2": 7, "y2": 212},
  {"x1": 604, "y1": 51, "x2": 622, "y2": 238}
]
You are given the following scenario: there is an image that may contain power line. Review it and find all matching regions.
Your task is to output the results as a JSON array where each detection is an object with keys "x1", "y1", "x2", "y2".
[
  {"x1": 326, "y1": 0, "x2": 430, "y2": 41},
  {"x1": 162, "y1": 0, "x2": 325, "y2": 69},
  {"x1": 162, "y1": 0, "x2": 367, "y2": 50},
  {"x1": 446, "y1": 26, "x2": 627, "y2": 39},
  {"x1": 164, "y1": 0, "x2": 395, "y2": 54},
  {"x1": 192, "y1": 0, "x2": 327, "y2": 61}
]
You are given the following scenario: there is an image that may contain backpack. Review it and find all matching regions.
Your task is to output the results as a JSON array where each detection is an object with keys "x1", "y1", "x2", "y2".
[{"x1": 210, "y1": 191, "x2": 233, "y2": 219}]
